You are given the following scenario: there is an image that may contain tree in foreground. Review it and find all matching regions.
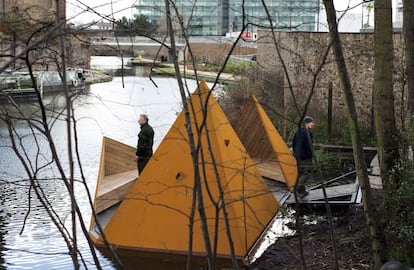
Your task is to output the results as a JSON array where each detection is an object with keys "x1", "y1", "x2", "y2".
[{"x1": 323, "y1": 0, "x2": 386, "y2": 268}]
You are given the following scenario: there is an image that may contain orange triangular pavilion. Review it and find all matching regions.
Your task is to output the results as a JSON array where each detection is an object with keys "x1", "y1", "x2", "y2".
[
  {"x1": 234, "y1": 94, "x2": 297, "y2": 189},
  {"x1": 90, "y1": 81, "x2": 279, "y2": 260}
]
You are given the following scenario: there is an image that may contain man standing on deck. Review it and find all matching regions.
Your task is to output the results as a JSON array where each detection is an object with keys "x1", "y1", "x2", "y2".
[
  {"x1": 135, "y1": 114, "x2": 154, "y2": 174},
  {"x1": 292, "y1": 116, "x2": 315, "y2": 197}
]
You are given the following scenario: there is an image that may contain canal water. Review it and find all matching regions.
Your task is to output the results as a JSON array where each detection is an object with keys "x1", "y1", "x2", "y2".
[
  {"x1": 0, "y1": 57, "x2": 294, "y2": 269},
  {"x1": 0, "y1": 57, "x2": 201, "y2": 269}
]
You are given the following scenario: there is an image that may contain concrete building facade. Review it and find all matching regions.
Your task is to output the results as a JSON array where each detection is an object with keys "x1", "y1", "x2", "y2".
[
  {"x1": 229, "y1": 0, "x2": 319, "y2": 33},
  {"x1": 135, "y1": 0, "x2": 229, "y2": 36},
  {"x1": 0, "y1": 0, "x2": 90, "y2": 70}
]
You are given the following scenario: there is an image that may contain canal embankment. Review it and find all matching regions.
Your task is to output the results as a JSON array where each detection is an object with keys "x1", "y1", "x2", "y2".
[
  {"x1": 130, "y1": 57, "x2": 251, "y2": 83},
  {"x1": 84, "y1": 69, "x2": 113, "y2": 85}
]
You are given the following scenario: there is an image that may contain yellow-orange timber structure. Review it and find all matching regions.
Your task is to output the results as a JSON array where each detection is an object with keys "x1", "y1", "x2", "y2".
[
  {"x1": 235, "y1": 94, "x2": 298, "y2": 190},
  {"x1": 89, "y1": 81, "x2": 280, "y2": 264}
]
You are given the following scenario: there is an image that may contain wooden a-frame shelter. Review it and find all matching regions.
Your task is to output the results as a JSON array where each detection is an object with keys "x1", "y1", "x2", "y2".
[
  {"x1": 89, "y1": 81, "x2": 279, "y2": 261},
  {"x1": 234, "y1": 94, "x2": 298, "y2": 190}
]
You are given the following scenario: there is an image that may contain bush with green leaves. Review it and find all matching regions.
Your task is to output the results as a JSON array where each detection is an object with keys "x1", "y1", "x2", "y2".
[
  {"x1": 383, "y1": 161, "x2": 414, "y2": 266},
  {"x1": 221, "y1": 59, "x2": 256, "y2": 75}
]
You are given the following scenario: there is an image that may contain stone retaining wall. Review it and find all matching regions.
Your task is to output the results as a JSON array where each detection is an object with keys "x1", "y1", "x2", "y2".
[{"x1": 257, "y1": 31, "x2": 405, "y2": 130}]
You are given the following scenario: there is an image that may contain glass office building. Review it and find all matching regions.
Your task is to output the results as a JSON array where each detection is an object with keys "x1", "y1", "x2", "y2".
[
  {"x1": 135, "y1": 0, "x2": 319, "y2": 36},
  {"x1": 135, "y1": 0, "x2": 229, "y2": 36},
  {"x1": 230, "y1": 0, "x2": 319, "y2": 33}
]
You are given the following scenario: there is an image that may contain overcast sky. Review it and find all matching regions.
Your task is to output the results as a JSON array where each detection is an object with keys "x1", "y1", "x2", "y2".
[
  {"x1": 67, "y1": 0, "x2": 136, "y2": 23},
  {"x1": 66, "y1": 0, "x2": 363, "y2": 24}
]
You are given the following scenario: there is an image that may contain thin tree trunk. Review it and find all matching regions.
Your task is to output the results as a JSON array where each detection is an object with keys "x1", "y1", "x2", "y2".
[
  {"x1": 323, "y1": 0, "x2": 386, "y2": 268},
  {"x1": 374, "y1": 0, "x2": 401, "y2": 190},
  {"x1": 259, "y1": 2, "x2": 307, "y2": 268},
  {"x1": 164, "y1": 1, "x2": 214, "y2": 268},
  {"x1": 56, "y1": 1, "x2": 78, "y2": 269},
  {"x1": 404, "y1": 0, "x2": 414, "y2": 128}
]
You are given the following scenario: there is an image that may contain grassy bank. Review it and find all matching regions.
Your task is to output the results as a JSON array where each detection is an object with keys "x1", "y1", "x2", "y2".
[{"x1": 151, "y1": 66, "x2": 236, "y2": 83}]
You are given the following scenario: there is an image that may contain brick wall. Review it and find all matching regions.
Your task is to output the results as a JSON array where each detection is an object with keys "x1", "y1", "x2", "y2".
[
  {"x1": 257, "y1": 31, "x2": 405, "y2": 130},
  {"x1": 189, "y1": 43, "x2": 256, "y2": 64}
]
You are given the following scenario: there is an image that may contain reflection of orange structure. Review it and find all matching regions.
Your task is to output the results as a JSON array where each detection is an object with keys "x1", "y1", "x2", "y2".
[{"x1": 235, "y1": 94, "x2": 298, "y2": 190}]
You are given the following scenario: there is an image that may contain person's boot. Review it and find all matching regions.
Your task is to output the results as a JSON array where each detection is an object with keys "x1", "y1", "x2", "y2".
[{"x1": 297, "y1": 185, "x2": 309, "y2": 198}]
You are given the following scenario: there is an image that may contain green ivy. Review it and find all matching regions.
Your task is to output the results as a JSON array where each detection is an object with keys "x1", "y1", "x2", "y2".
[{"x1": 383, "y1": 161, "x2": 414, "y2": 266}]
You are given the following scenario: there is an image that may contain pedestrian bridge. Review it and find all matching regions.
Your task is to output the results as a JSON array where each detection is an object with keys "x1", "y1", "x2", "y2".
[
  {"x1": 90, "y1": 36, "x2": 186, "y2": 60},
  {"x1": 90, "y1": 36, "x2": 186, "y2": 49},
  {"x1": 89, "y1": 35, "x2": 256, "y2": 60}
]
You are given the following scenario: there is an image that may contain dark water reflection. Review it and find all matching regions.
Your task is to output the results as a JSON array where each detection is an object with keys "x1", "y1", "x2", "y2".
[{"x1": 0, "y1": 65, "x2": 200, "y2": 269}]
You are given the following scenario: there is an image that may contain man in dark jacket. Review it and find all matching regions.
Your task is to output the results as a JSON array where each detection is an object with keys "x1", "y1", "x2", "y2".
[
  {"x1": 135, "y1": 114, "x2": 154, "y2": 174},
  {"x1": 292, "y1": 116, "x2": 315, "y2": 197}
]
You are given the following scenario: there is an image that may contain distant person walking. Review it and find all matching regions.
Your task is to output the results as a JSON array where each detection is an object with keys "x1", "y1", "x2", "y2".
[
  {"x1": 292, "y1": 116, "x2": 315, "y2": 197},
  {"x1": 135, "y1": 114, "x2": 154, "y2": 174}
]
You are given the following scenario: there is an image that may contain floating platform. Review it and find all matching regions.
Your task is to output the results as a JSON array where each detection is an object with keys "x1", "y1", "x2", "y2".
[
  {"x1": 89, "y1": 81, "x2": 289, "y2": 267},
  {"x1": 287, "y1": 155, "x2": 383, "y2": 206},
  {"x1": 287, "y1": 180, "x2": 360, "y2": 205}
]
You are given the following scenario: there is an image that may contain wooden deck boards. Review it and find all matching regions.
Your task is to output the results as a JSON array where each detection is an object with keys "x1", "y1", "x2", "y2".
[
  {"x1": 235, "y1": 100, "x2": 274, "y2": 159},
  {"x1": 302, "y1": 183, "x2": 358, "y2": 201},
  {"x1": 234, "y1": 95, "x2": 297, "y2": 189},
  {"x1": 369, "y1": 175, "x2": 383, "y2": 189},
  {"x1": 252, "y1": 158, "x2": 285, "y2": 183},
  {"x1": 98, "y1": 170, "x2": 138, "y2": 195},
  {"x1": 286, "y1": 181, "x2": 360, "y2": 205},
  {"x1": 95, "y1": 170, "x2": 138, "y2": 213},
  {"x1": 263, "y1": 178, "x2": 291, "y2": 204},
  {"x1": 103, "y1": 137, "x2": 137, "y2": 176}
]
